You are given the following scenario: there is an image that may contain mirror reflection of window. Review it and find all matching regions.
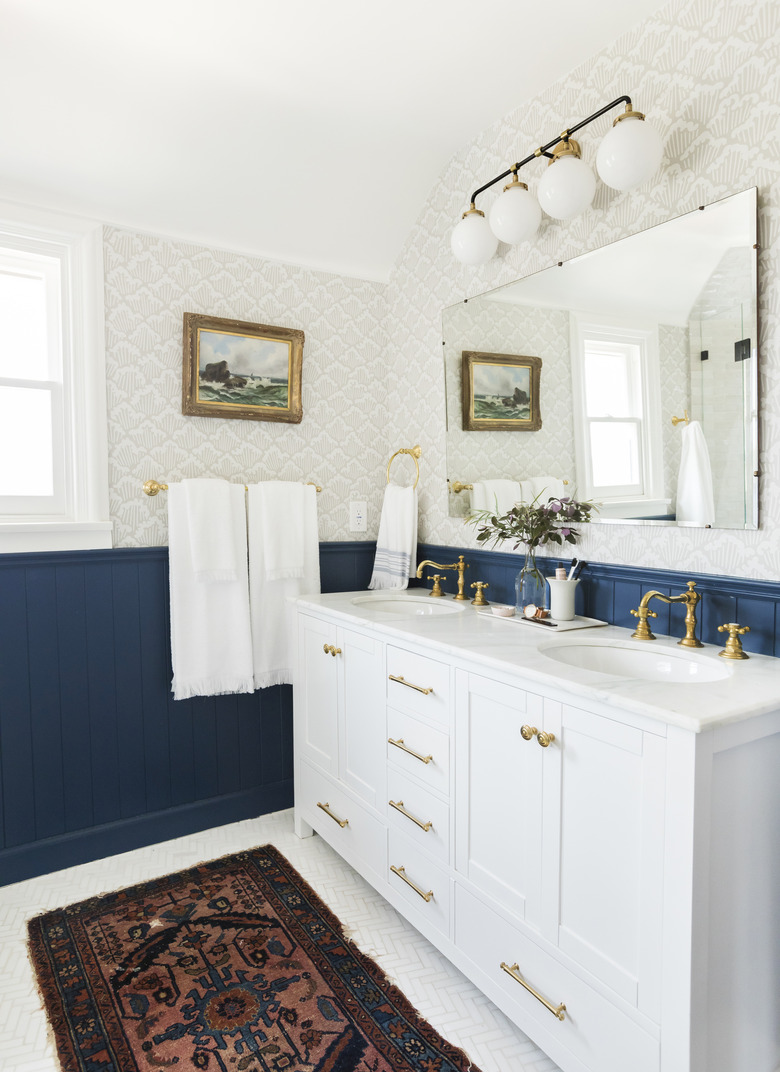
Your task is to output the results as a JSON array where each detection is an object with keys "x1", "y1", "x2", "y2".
[{"x1": 571, "y1": 317, "x2": 666, "y2": 518}]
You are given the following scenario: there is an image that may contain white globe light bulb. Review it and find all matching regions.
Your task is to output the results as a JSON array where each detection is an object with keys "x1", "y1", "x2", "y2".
[
  {"x1": 597, "y1": 111, "x2": 664, "y2": 191},
  {"x1": 488, "y1": 180, "x2": 542, "y2": 244},
  {"x1": 536, "y1": 146, "x2": 597, "y2": 221},
  {"x1": 451, "y1": 208, "x2": 499, "y2": 265}
]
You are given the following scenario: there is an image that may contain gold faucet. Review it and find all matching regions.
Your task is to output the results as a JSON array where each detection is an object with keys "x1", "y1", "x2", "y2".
[
  {"x1": 630, "y1": 581, "x2": 703, "y2": 647},
  {"x1": 416, "y1": 555, "x2": 469, "y2": 599}
]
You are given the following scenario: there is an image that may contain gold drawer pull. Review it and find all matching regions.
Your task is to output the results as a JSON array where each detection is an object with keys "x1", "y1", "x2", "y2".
[
  {"x1": 390, "y1": 864, "x2": 434, "y2": 902},
  {"x1": 322, "y1": 644, "x2": 342, "y2": 657},
  {"x1": 500, "y1": 961, "x2": 567, "y2": 1021},
  {"x1": 388, "y1": 737, "x2": 433, "y2": 764},
  {"x1": 521, "y1": 725, "x2": 556, "y2": 748},
  {"x1": 389, "y1": 799, "x2": 433, "y2": 832},
  {"x1": 388, "y1": 674, "x2": 433, "y2": 695},
  {"x1": 316, "y1": 801, "x2": 348, "y2": 828}
]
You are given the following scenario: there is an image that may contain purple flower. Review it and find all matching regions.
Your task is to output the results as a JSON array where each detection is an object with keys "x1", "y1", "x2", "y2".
[
  {"x1": 560, "y1": 527, "x2": 571, "y2": 537},
  {"x1": 548, "y1": 500, "x2": 562, "y2": 513}
]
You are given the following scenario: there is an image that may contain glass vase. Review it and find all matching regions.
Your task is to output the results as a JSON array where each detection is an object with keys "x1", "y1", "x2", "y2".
[{"x1": 514, "y1": 551, "x2": 546, "y2": 614}]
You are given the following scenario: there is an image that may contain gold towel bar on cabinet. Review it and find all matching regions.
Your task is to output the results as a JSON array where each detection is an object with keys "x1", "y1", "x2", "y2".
[
  {"x1": 500, "y1": 962, "x2": 567, "y2": 1021},
  {"x1": 386, "y1": 445, "x2": 421, "y2": 489},
  {"x1": 388, "y1": 737, "x2": 433, "y2": 764},
  {"x1": 390, "y1": 865, "x2": 434, "y2": 902},
  {"x1": 388, "y1": 674, "x2": 433, "y2": 695},
  {"x1": 389, "y1": 799, "x2": 433, "y2": 832},
  {"x1": 143, "y1": 478, "x2": 322, "y2": 496},
  {"x1": 316, "y1": 802, "x2": 348, "y2": 828}
]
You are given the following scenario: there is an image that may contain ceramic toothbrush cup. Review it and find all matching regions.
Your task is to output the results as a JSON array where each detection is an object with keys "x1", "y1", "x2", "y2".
[{"x1": 547, "y1": 578, "x2": 580, "y2": 621}]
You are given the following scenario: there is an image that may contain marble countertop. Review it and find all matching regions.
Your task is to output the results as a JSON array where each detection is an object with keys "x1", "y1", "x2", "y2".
[{"x1": 295, "y1": 590, "x2": 780, "y2": 733}]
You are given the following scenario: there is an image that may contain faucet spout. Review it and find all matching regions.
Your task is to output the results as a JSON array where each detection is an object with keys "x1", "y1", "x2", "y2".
[
  {"x1": 630, "y1": 581, "x2": 702, "y2": 647},
  {"x1": 416, "y1": 555, "x2": 469, "y2": 600}
]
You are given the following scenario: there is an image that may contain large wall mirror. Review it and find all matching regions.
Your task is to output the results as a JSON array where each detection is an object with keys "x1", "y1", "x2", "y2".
[{"x1": 443, "y1": 188, "x2": 758, "y2": 529}]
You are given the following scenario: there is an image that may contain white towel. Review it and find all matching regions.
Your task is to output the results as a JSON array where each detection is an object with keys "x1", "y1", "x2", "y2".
[
  {"x1": 252, "y1": 481, "x2": 307, "y2": 580},
  {"x1": 368, "y1": 484, "x2": 418, "y2": 590},
  {"x1": 168, "y1": 481, "x2": 254, "y2": 700},
  {"x1": 184, "y1": 477, "x2": 239, "y2": 582},
  {"x1": 470, "y1": 480, "x2": 523, "y2": 515},
  {"x1": 676, "y1": 421, "x2": 715, "y2": 527},
  {"x1": 522, "y1": 476, "x2": 567, "y2": 503},
  {"x1": 248, "y1": 482, "x2": 320, "y2": 688}
]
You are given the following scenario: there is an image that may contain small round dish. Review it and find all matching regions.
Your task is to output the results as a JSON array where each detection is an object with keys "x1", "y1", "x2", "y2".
[{"x1": 491, "y1": 604, "x2": 515, "y2": 617}]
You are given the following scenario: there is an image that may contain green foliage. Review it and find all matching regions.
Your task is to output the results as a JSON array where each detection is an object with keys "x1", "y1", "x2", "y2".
[{"x1": 466, "y1": 494, "x2": 597, "y2": 554}]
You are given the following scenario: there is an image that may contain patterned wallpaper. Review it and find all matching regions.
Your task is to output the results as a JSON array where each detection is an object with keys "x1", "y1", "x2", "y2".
[
  {"x1": 103, "y1": 230, "x2": 389, "y2": 546},
  {"x1": 383, "y1": 0, "x2": 780, "y2": 580}
]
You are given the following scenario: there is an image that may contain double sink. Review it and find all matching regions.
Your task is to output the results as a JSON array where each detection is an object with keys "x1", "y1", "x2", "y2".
[{"x1": 349, "y1": 591, "x2": 732, "y2": 684}]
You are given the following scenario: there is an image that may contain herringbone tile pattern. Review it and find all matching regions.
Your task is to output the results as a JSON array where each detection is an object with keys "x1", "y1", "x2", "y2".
[{"x1": 0, "y1": 810, "x2": 560, "y2": 1072}]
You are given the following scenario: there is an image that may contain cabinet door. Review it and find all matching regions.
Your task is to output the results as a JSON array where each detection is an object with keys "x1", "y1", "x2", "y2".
[
  {"x1": 296, "y1": 614, "x2": 340, "y2": 775},
  {"x1": 339, "y1": 629, "x2": 385, "y2": 808},
  {"x1": 455, "y1": 670, "x2": 544, "y2": 925},
  {"x1": 540, "y1": 699, "x2": 666, "y2": 1022}
]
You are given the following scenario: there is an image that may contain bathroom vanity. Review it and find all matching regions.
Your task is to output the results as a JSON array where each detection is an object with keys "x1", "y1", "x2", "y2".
[{"x1": 292, "y1": 590, "x2": 780, "y2": 1072}]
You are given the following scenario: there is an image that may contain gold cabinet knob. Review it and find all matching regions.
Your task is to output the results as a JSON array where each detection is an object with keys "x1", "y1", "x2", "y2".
[
  {"x1": 322, "y1": 644, "x2": 342, "y2": 657},
  {"x1": 521, "y1": 724, "x2": 538, "y2": 741},
  {"x1": 717, "y1": 622, "x2": 750, "y2": 660},
  {"x1": 536, "y1": 731, "x2": 556, "y2": 748},
  {"x1": 521, "y1": 724, "x2": 555, "y2": 747}
]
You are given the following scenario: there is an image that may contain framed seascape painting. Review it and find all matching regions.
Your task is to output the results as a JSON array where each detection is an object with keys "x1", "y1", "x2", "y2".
[
  {"x1": 182, "y1": 313, "x2": 304, "y2": 423},
  {"x1": 461, "y1": 350, "x2": 542, "y2": 432}
]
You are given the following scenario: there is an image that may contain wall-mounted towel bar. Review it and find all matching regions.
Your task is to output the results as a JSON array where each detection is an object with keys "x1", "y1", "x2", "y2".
[
  {"x1": 386, "y1": 445, "x2": 422, "y2": 489},
  {"x1": 143, "y1": 479, "x2": 322, "y2": 496},
  {"x1": 450, "y1": 478, "x2": 568, "y2": 494}
]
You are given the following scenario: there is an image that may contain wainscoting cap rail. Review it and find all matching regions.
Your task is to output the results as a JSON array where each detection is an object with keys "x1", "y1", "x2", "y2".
[{"x1": 143, "y1": 479, "x2": 322, "y2": 496}]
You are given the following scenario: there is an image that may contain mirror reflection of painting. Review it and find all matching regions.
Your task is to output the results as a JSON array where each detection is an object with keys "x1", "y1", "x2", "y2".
[
  {"x1": 472, "y1": 363, "x2": 531, "y2": 421},
  {"x1": 462, "y1": 351, "x2": 542, "y2": 432},
  {"x1": 198, "y1": 330, "x2": 290, "y2": 409}
]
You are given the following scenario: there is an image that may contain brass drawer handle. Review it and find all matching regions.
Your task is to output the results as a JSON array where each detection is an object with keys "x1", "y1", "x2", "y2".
[
  {"x1": 521, "y1": 725, "x2": 556, "y2": 748},
  {"x1": 388, "y1": 674, "x2": 433, "y2": 695},
  {"x1": 388, "y1": 737, "x2": 433, "y2": 764},
  {"x1": 390, "y1": 864, "x2": 434, "y2": 903},
  {"x1": 322, "y1": 644, "x2": 342, "y2": 657},
  {"x1": 389, "y1": 799, "x2": 433, "y2": 832},
  {"x1": 500, "y1": 961, "x2": 567, "y2": 1021},
  {"x1": 316, "y1": 801, "x2": 348, "y2": 828}
]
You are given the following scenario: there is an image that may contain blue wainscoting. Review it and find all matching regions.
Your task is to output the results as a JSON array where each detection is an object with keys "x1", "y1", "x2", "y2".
[
  {"x1": 0, "y1": 542, "x2": 375, "y2": 887},
  {"x1": 416, "y1": 543, "x2": 780, "y2": 656}
]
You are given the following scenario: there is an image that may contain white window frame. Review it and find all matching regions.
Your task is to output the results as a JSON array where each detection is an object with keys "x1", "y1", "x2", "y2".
[
  {"x1": 570, "y1": 314, "x2": 665, "y2": 517},
  {"x1": 0, "y1": 202, "x2": 110, "y2": 552}
]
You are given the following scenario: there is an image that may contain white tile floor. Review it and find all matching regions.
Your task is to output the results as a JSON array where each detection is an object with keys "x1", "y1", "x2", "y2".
[{"x1": 0, "y1": 809, "x2": 561, "y2": 1072}]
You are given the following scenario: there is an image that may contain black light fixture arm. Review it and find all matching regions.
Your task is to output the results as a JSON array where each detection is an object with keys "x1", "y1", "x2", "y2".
[{"x1": 468, "y1": 94, "x2": 633, "y2": 207}]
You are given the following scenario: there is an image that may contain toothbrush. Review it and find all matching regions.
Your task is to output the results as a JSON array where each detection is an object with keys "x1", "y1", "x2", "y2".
[
  {"x1": 572, "y1": 561, "x2": 587, "y2": 581},
  {"x1": 567, "y1": 557, "x2": 578, "y2": 581}
]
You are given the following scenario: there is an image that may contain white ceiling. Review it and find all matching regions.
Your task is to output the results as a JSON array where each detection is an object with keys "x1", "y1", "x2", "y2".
[{"x1": 0, "y1": 0, "x2": 670, "y2": 281}]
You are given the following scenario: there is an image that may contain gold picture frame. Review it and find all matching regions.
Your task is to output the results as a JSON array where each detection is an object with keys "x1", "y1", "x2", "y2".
[
  {"x1": 462, "y1": 350, "x2": 542, "y2": 432},
  {"x1": 182, "y1": 313, "x2": 304, "y2": 423}
]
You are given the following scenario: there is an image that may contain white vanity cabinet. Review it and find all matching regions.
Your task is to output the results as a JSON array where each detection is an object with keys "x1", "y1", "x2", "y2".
[{"x1": 293, "y1": 595, "x2": 780, "y2": 1072}]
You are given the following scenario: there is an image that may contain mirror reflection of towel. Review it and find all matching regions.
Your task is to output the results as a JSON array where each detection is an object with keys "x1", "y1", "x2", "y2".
[
  {"x1": 676, "y1": 421, "x2": 715, "y2": 527},
  {"x1": 470, "y1": 480, "x2": 523, "y2": 514}
]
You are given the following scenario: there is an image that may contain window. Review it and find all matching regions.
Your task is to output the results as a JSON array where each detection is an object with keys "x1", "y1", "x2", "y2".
[
  {"x1": 0, "y1": 204, "x2": 110, "y2": 552},
  {"x1": 570, "y1": 316, "x2": 664, "y2": 516}
]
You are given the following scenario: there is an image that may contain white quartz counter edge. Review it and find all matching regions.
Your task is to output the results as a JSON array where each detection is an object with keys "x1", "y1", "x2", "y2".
[{"x1": 294, "y1": 591, "x2": 780, "y2": 733}]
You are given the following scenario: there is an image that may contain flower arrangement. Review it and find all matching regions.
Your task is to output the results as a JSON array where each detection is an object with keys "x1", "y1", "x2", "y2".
[{"x1": 466, "y1": 494, "x2": 597, "y2": 605}]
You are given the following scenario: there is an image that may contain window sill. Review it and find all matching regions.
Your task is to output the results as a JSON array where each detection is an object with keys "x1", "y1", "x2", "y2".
[{"x1": 0, "y1": 521, "x2": 113, "y2": 553}]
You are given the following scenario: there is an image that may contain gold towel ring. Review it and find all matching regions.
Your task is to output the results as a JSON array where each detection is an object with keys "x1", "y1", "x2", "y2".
[{"x1": 386, "y1": 445, "x2": 421, "y2": 489}]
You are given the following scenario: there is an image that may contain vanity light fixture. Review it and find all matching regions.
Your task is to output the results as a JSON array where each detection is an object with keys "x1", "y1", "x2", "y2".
[{"x1": 451, "y1": 95, "x2": 664, "y2": 265}]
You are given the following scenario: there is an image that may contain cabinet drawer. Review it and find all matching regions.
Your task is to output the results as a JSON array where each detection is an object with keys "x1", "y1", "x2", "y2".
[
  {"x1": 387, "y1": 708, "x2": 450, "y2": 797},
  {"x1": 454, "y1": 885, "x2": 659, "y2": 1072},
  {"x1": 388, "y1": 829, "x2": 450, "y2": 937},
  {"x1": 386, "y1": 768, "x2": 449, "y2": 863},
  {"x1": 386, "y1": 645, "x2": 450, "y2": 724},
  {"x1": 297, "y1": 761, "x2": 386, "y2": 881}
]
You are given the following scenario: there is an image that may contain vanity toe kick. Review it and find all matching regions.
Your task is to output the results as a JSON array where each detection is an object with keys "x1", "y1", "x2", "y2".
[{"x1": 455, "y1": 885, "x2": 659, "y2": 1072}]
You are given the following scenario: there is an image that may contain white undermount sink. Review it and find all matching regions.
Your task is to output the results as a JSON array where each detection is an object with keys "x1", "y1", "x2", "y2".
[
  {"x1": 350, "y1": 592, "x2": 466, "y2": 617},
  {"x1": 539, "y1": 639, "x2": 732, "y2": 683}
]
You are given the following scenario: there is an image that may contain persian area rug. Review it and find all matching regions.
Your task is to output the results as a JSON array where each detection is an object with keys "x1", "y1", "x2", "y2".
[{"x1": 28, "y1": 844, "x2": 481, "y2": 1072}]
